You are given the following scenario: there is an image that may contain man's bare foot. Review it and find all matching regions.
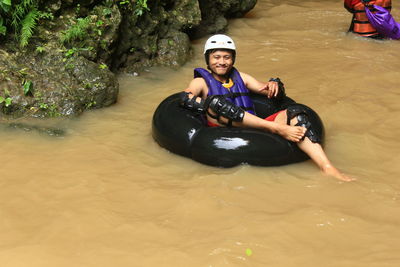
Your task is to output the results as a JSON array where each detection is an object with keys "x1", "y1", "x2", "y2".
[
  {"x1": 322, "y1": 164, "x2": 355, "y2": 182},
  {"x1": 276, "y1": 124, "x2": 306, "y2": 142}
]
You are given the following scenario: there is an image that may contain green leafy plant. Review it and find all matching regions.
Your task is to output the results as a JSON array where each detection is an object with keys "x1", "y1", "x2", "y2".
[
  {"x1": 0, "y1": 0, "x2": 11, "y2": 13},
  {"x1": 134, "y1": 0, "x2": 149, "y2": 16},
  {"x1": 18, "y1": 7, "x2": 40, "y2": 47},
  {"x1": 35, "y1": 45, "x2": 44, "y2": 53},
  {"x1": 0, "y1": 96, "x2": 12, "y2": 107},
  {"x1": 0, "y1": 0, "x2": 12, "y2": 36},
  {"x1": 85, "y1": 101, "x2": 97, "y2": 108},
  {"x1": 116, "y1": 0, "x2": 149, "y2": 16},
  {"x1": 118, "y1": 1, "x2": 130, "y2": 6},
  {"x1": 0, "y1": 17, "x2": 7, "y2": 35},
  {"x1": 22, "y1": 79, "x2": 33, "y2": 95},
  {"x1": 102, "y1": 7, "x2": 113, "y2": 16},
  {"x1": 60, "y1": 16, "x2": 91, "y2": 44},
  {"x1": 0, "y1": 0, "x2": 53, "y2": 47},
  {"x1": 37, "y1": 102, "x2": 60, "y2": 117},
  {"x1": 75, "y1": 4, "x2": 80, "y2": 14},
  {"x1": 39, "y1": 102, "x2": 48, "y2": 109},
  {"x1": 64, "y1": 47, "x2": 78, "y2": 57},
  {"x1": 63, "y1": 46, "x2": 93, "y2": 59},
  {"x1": 0, "y1": 87, "x2": 13, "y2": 108},
  {"x1": 99, "y1": 63, "x2": 107, "y2": 69}
]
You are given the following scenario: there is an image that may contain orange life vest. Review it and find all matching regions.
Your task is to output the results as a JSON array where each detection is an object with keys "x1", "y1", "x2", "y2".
[{"x1": 350, "y1": 0, "x2": 392, "y2": 37}]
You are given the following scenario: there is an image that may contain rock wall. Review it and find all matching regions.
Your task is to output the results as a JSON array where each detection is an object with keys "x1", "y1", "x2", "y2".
[{"x1": 0, "y1": 0, "x2": 256, "y2": 118}]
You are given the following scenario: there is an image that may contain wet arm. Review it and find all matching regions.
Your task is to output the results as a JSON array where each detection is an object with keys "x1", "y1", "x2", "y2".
[
  {"x1": 182, "y1": 78, "x2": 206, "y2": 102},
  {"x1": 180, "y1": 78, "x2": 208, "y2": 112},
  {"x1": 240, "y1": 72, "x2": 280, "y2": 98}
]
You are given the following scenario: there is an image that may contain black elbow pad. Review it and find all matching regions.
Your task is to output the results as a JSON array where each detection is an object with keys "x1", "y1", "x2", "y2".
[{"x1": 205, "y1": 95, "x2": 245, "y2": 123}]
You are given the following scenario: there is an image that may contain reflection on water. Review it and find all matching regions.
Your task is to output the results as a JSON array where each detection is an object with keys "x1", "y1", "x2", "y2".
[{"x1": 1, "y1": 1, "x2": 400, "y2": 266}]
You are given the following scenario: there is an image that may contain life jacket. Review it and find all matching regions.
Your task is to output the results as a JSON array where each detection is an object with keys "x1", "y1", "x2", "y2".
[
  {"x1": 194, "y1": 67, "x2": 256, "y2": 115},
  {"x1": 348, "y1": 0, "x2": 392, "y2": 37}
]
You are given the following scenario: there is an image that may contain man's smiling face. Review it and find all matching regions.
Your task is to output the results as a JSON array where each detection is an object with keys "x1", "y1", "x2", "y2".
[{"x1": 208, "y1": 49, "x2": 234, "y2": 79}]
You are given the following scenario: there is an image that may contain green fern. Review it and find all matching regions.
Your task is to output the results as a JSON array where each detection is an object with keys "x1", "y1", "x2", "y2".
[
  {"x1": 60, "y1": 16, "x2": 92, "y2": 44},
  {"x1": 1, "y1": 0, "x2": 48, "y2": 47},
  {"x1": 19, "y1": 7, "x2": 40, "y2": 47},
  {"x1": 11, "y1": 2, "x2": 32, "y2": 31},
  {"x1": 0, "y1": 0, "x2": 12, "y2": 12}
]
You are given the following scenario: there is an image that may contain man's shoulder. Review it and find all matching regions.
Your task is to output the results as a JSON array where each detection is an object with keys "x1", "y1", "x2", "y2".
[
  {"x1": 238, "y1": 71, "x2": 251, "y2": 82},
  {"x1": 193, "y1": 77, "x2": 206, "y2": 82},
  {"x1": 190, "y1": 77, "x2": 207, "y2": 87},
  {"x1": 186, "y1": 77, "x2": 209, "y2": 96}
]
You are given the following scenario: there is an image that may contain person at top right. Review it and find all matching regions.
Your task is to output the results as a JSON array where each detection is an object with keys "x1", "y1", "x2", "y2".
[{"x1": 344, "y1": 0, "x2": 392, "y2": 38}]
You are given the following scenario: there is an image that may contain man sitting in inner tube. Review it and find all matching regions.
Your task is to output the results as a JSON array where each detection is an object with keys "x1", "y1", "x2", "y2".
[
  {"x1": 344, "y1": 0, "x2": 392, "y2": 38},
  {"x1": 179, "y1": 34, "x2": 354, "y2": 182}
]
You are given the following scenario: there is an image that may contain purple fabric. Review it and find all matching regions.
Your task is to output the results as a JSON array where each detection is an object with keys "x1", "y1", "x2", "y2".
[
  {"x1": 365, "y1": 4, "x2": 400, "y2": 39},
  {"x1": 194, "y1": 68, "x2": 256, "y2": 115}
]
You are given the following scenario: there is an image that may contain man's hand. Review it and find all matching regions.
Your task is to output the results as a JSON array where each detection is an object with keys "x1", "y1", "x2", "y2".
[{"x1": 258, "y1": 81, "x2": 279, "y2": 98}]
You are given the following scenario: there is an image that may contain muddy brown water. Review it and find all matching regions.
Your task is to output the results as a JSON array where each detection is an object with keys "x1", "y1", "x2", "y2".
[{"x1": 1, "y1": 1, "x2": 400, "y2": 266}]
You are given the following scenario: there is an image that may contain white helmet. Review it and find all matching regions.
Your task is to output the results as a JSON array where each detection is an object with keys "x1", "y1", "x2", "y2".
[{"x1": 203, "y1": 34, "x2": 236, "y2": 54}]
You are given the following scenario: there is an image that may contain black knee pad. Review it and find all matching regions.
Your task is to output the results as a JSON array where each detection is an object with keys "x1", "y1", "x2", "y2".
[{"x1": 286, "y1": 104, "x2": 322, "y2": 143}]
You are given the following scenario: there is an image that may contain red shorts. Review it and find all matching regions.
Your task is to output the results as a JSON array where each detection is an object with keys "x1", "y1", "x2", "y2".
[
  {"x1": 207, "y1": 110, "x2": 284, "y2": 127},
  {"x1": 264, "y1": 110, "x2": 285, "y2": 121}
]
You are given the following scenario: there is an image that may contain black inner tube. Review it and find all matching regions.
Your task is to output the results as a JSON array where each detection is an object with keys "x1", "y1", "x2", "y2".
[{"x1": 152, "y1": 92, "x2": 324, "y2": 167}]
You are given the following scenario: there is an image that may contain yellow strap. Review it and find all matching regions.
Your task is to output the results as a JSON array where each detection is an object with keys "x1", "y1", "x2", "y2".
[{"x1": 222, "y1": 78, "x2": 234, "y2": 89}]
